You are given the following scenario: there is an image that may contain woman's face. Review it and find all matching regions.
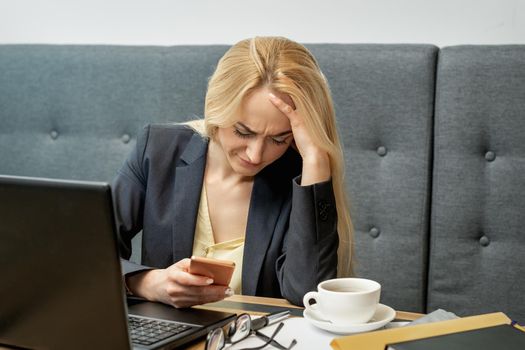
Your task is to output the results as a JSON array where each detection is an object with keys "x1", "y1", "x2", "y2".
[{"x1": 215, "y1": 87, "x2": 295, "y2": 177}]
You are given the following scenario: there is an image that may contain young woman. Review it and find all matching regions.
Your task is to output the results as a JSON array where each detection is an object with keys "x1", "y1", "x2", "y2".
[{"x1": 113, "y1": 36, "x2": 353, "y2": 307}]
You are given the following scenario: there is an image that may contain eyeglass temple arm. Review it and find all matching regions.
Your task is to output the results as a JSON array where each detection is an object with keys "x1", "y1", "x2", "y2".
[{"x1": 255, "y1": 329, "x2": 297, "y2": 350}]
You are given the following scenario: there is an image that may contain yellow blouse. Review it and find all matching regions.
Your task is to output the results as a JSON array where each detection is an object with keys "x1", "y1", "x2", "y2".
[{"x1": 192, "y1": 184, "x2": 245, "y2": 294}]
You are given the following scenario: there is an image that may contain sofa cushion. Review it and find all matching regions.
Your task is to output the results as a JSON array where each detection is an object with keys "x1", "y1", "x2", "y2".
[
  {"x1": 430, "y1": 45, "x2": 525, "y2": 322},
  {"x1": 310, "y1": 44, "x2": 438, "y2": 313},
  {"x1": 0, "y1": 45, "x2": 227, "y2": 182}
]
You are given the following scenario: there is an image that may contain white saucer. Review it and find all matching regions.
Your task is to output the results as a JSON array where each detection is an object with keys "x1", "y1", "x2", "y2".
[{"x1": 303, "y1": 303, "x2": 396, "y2": 334}]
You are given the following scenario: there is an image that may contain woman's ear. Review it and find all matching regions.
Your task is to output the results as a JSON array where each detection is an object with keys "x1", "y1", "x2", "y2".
[{"x1": 208, "y1": 126, "x2": 219, "y2": 140}]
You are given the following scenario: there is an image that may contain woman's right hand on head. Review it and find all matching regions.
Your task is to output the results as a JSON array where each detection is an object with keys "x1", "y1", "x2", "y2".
[{"x1": 125, "y1": 258, "x2": 233, "y2": 308}]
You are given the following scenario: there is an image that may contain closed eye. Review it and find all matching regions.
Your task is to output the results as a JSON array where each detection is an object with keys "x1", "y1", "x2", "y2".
[
  {"x1": 234, "y1": 123, "x2": 290, "y2": 146},
  {"x1": 271, "y1": 137, "x2": 288, "y2": 145},
  {"x1": 233, "y1": 128, "x2": 254, "y2": 138}
]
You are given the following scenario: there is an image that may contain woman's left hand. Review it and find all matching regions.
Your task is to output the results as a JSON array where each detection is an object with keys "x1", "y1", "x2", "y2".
[{"x1": 269, "y1": 92, "x2": 331, "y2": 185}]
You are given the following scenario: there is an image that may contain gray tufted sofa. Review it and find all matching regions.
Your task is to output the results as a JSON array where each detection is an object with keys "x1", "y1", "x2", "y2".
[{"x1": 1, "y1": 44, "x2": 524, "y2": 322}]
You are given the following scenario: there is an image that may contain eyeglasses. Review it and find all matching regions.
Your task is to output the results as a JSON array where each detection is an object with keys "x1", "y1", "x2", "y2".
[{"x1": 205, "y1": 311, "x2": 297, "y2": 350}]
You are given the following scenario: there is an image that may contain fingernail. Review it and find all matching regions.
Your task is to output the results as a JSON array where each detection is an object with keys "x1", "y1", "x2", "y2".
[
  {"x1": 268, "y1": 92, "x2": 276, "y2": 99},
  {"x1": 225, "y1": 288, "x2": 234, "y2": 297},
  {"x1": 206, "y1": 278, "x2": 214, "y2": 284}
]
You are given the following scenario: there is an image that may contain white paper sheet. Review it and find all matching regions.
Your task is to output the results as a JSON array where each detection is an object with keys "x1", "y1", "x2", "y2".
[
  {"x1": 226, "y1": 317, "x2": 334, "y2": 350},
  {"x1": 225, "y1": 317, "x2": 410, "y2": 349}
]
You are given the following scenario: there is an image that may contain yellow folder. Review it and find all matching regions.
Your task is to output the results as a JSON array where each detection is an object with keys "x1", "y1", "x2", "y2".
[{"x1": 330, "y1": 312, "x2": 513, "y2": 350}]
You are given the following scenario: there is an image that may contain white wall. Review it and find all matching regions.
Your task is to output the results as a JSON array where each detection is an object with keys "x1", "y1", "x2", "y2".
[{"x1": 0, "y1": 0, "x2": 524, "y2": 46}]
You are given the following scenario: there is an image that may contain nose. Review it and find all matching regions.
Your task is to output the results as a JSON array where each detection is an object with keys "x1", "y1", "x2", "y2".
[{"x1": 246, "y1": 138, "x2": 264, "y2": 164}]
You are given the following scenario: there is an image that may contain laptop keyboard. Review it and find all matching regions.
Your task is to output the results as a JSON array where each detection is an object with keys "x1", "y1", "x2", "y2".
[{"x1": 128, "y1": 315, "x2": 192, "y2": 346}]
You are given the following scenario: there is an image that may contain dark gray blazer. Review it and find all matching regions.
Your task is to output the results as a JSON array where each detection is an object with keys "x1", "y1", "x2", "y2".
[{"x1": 112, "y1": 123, "x2": 338, "y2": 305}]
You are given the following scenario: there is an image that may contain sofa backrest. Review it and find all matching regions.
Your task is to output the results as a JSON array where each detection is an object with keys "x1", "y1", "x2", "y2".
[
  {"x1": 1, "y1": 44, "x2": 523, "y2": 321},
  {"x1": 429, "y1": 46, "x2": 525, "y2": 322}
]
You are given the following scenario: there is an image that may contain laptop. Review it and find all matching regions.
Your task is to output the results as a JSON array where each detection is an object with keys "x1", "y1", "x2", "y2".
[{"x1": 0, "y1": 175, "x2": 236, "y2": 350}]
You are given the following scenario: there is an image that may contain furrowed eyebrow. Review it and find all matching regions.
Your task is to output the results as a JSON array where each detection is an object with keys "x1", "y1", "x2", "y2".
[{"x1": 236, "y1": 122, "x2": 292, "y2": 137}]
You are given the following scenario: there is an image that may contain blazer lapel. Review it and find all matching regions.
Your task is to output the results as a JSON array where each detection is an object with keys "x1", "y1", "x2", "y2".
[
  {"x1": 171, "y1": 133, "x2": 208, "y2": 262},
  {"x1": 242, "y1": 171, "x2": 284, "y2": 295}
]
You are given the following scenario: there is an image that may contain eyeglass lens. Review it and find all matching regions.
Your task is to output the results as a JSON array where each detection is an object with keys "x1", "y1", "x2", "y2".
[
  {"x1": 207, "y1": 314, "x2": 253, "y2": 350},
  {"x1": 230, "y1": 314, "x2": 251, "y2": 343},
  {"x1": 206, "y1": 327, "x2": 225, "y2": 350}
]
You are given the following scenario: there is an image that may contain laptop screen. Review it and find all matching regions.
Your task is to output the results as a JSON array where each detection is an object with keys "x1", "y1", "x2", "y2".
[
  {"x1": 0, "y1": 175, "x2": 236, "y2": 350},
  {"x1": 0, "y1": 175, "x2": 131, "y2": 349}
]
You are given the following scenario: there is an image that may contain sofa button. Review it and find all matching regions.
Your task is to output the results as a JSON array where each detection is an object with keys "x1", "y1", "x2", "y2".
[
  {"x1": 485, "y1": 151, "x2": 496, "y2": 162},
  {"x1": 369, "y1": 227, "x2": 380, "y2": 238},
  {"x1": 121, "y1": 134, "x2": 131, "y2": 144},
  {"x1": 377, "y1": 146, "x2": 387, "y2": 157},
  {"x1": 50, "y1": 130, "x2": 58, "y2": 140},
  {"x1": 479, "y1": 235, "x2": 490, "y2": 247}
]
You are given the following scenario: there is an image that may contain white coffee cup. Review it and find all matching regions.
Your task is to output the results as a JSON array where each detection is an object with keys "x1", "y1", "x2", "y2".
[{"x1": 303, "y1": 278, "x2": 381, "y2": 325}]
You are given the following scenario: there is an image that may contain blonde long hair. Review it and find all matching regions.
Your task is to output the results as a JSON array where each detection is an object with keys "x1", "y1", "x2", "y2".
[{"x1": 192, "y1": 36, "x2": 353, "y2": 276}]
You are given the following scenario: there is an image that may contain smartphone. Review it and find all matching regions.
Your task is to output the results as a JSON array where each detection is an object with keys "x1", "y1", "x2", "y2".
[{"x1": 188, "y1": 256, "x2": 236, "y2": 286}]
